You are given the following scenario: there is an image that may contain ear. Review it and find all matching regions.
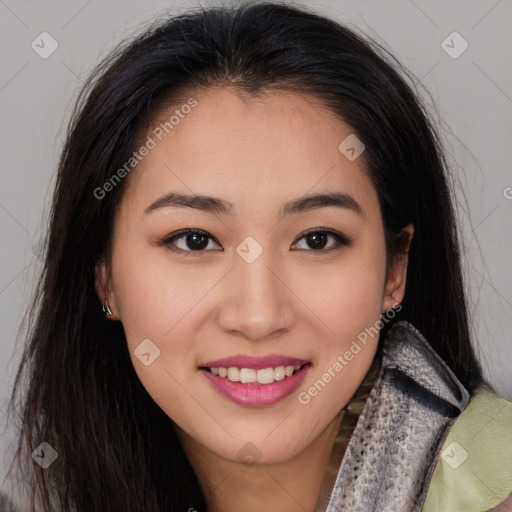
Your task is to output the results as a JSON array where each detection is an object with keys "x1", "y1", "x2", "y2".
[
  {"x1": 94, "y1": 259, "x2": 119, "y2": 321},
  {"x1": 382, "y1": 223, "x2": 414, "y2": 312}
]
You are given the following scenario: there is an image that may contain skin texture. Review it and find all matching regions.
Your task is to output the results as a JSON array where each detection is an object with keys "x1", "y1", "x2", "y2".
[{"x1": 95, "y1": 86, "x2": 413, "y2": 512}]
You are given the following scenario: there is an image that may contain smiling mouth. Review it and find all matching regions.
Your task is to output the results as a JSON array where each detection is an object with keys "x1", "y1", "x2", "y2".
[{"x1": 199, "y1": 363, "x2": 312, "y2": 385}]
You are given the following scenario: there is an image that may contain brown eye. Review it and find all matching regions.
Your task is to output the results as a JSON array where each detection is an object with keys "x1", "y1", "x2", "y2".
[
  {"x1": 292, "y1": 229, "x2": 352, "y2": 252},
  {"x1": 305, "y1": 232, "x2": 329, "y2": 250},
  {"x1": 163, "y1": 229, "x2": 221, "y2": 254}
]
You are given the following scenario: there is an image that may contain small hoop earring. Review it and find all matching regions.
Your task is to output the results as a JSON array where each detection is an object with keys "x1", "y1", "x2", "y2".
[{"x1": 102, "y1": 302, "x2": 113, "y2": 317}]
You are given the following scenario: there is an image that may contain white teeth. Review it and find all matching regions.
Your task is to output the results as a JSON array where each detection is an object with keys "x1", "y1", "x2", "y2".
[
  {"x1": 274, "y1": 366, "x2": 285, "y2": 381},
  {"x1": 257, "y1": 368, "x2": 274, "y2": 384},
  {"x1": 284, "y1": 365, "x2": 295, "y2": 377},
  {"x1": 239, "y1": 368, "x2": 256, "y2": 383},
  {"x1": 227, "y1": 367, "x2": 240, "y2": 382},
  {"x1": 208, "y1": 364, "x2": 305, "y2": 384}
]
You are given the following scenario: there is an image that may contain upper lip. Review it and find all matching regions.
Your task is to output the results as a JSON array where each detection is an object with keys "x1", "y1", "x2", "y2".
[{"x1": 200, "y1": 354, "x2": 311, "y2": 369}]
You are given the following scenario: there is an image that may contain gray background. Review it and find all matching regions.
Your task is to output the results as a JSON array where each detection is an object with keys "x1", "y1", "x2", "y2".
[{"x1": 1, "y1": 0, "x2": 511, "y2": 507}]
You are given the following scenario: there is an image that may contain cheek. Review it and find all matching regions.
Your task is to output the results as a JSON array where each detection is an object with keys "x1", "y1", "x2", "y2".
[
  {"x1": 292, "y1": 293, "x2": 382, "y2": 428},
  {"x1": 295, "y1": 240, "x2": 387, "y2": 339},
  {"x1": 290, "y1": 238, "x2": 386, "y2": 406},
  {"x1": 111, "y1": 241, "x2": 204, "y2": 343},
  {"x1": 109, "y1": 243, "x2": 209, "y2": 405},
  {"x1": 110, "y1": 249, "x2": 203, "y2": 426}
]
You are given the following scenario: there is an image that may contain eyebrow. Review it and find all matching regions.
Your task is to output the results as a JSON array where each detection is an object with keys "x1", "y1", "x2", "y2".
[{"x1": 144, "y1": 191, "x2": 363, "y2": 218}]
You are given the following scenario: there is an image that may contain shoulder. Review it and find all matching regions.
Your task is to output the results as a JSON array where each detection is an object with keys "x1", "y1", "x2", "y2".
[{"x1": 422, "y1": 385, "x2": 512, "y2": 512}]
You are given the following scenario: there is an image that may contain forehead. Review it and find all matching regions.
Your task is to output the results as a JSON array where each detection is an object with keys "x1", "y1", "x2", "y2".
[{"x1": 120, "y1": 86, "x2": 377, "y2": 218}]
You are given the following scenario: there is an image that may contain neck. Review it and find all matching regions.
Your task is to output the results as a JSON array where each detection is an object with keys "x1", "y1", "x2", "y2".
[{"x1": 176, "y1": 410, "x2": 345, "y2": 512}]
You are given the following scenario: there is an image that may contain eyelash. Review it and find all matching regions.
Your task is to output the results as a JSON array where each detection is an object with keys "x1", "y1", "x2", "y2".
[{"x1": 161, "y1": 228, "x2": 352, "y2": 256}]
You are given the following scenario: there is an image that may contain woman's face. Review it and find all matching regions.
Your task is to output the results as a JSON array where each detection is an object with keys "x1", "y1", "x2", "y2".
[{"x1": 96, "y1": 87, "x2": 410, "y2": 465}]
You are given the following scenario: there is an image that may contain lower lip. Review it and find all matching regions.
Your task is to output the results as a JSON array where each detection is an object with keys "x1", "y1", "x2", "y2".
[{"x1": 200, "y1": 365, "x2": 311, "y2": 407}]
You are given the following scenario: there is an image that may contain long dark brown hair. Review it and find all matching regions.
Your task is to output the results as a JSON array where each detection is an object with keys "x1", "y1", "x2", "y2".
[{"x1": 5, "y1": 2, "x2": 483, "y2": 510}]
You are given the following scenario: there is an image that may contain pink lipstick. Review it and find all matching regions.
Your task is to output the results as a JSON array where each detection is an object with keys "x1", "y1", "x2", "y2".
[{"x1": 199, "y1": 354, "x2": 312, "y2": 407}]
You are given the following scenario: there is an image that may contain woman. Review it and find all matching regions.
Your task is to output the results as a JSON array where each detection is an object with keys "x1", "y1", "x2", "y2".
[{"x1": 4, "y1": 2, "x2": 511, "y2": 511}]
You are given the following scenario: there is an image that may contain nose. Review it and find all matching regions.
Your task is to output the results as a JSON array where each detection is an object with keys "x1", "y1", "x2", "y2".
[{"x1": 215, "y1": 248, "x2": 296, "y2": 341}]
